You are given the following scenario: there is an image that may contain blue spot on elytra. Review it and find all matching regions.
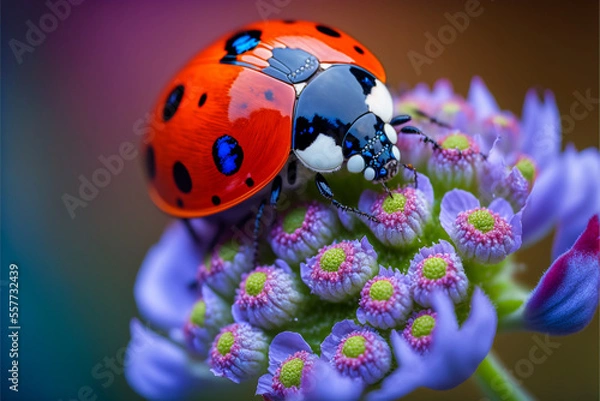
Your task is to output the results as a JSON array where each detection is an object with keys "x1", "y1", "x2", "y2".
[
  {"x1": 264, "y1": 90, "x2": 274, "y2": 101},
  {"x1": 224, "y1": 30, "x2": 261, "y2": 56},
  {"x1": 212, "y1": 135, "x2": 244, "y2": 176}
]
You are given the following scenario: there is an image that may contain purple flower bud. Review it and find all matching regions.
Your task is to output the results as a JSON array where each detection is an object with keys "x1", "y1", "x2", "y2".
[
  {"x1": 522, "y1": 215, "x2": 599, "y2": 335},
  {"x1": 321, "y1": 320, "x2": 391, "y2": 385},
  {"x1": 184, "y1": 285, "x2": 233, "y2": 357},
  {"x1": 300, "y1": 237, "x2": 379, "y2": 302},
  {"x1": 427, "y1": 132, "x2": 482, "y2": 189},
  {"x1": 358, "y1": 174, "x2": 433, "y2": 248},
  {"x1": 232, "y1": 261, "x2": 303, "y2": 330},
  {"x1": 440, "y1": 190, "x2": 522, "y2": 264},
  {"x1": 407, "y1": 240, "x2": 469, "y2": 307},
  {"x1": 208, "y1": 323, "x2": 269, "y2": 383},
  {"x1": 198, "y1": 236, "x2": 254, "y2": 298},
  {"x1": 356, "y1": 267, "x2": 413, "y2": 329},
  {"x1": 269, "y1": 201, "x2": 339, "y2": 265},
  {"x1": 401, "y1": 309, "x2": 437, "y2": 354},
  {"x1": 256, "y1": 332, "x2": 319, "y2": 401}
]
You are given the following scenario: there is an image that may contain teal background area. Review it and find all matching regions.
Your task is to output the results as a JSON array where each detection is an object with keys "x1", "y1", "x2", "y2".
[{"x1": 1, "y1": 1, "x2": 598, "y2": 400}]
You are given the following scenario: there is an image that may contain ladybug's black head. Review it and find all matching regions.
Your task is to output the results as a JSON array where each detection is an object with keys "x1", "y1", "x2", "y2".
[{"x1": 342, "y1": 112, "x2": 401, "y2": 183}]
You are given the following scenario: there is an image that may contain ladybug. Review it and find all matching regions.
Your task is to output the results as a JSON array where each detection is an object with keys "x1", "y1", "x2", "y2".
[{"x1": 144, "y1": 20, "x2": 434, "y2": 227}]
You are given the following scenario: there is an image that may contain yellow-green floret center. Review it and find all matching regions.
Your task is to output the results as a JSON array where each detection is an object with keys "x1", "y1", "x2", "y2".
[
  {"x1": 218, "y1": 240, "x2": 239, "y2": 262},
  {"x1": 515, "y1": 158, "x2": 536, "y2": 183},
  {"x1": 283, "y1": 207, "x2": 307, "y2": 234},
  {"x1": 422, "y1": 257, "x2": 448, "y2": 280},
  {"x1": 279, "y1": 357, "x2": 305, "y2": 388},
  {"x1": 245, "y1": 272, "x2": 267, "y2": 296},
  {"x1": 411, "y1": 315, "x2": 436, "y2": 337},
  {"x1": 342, "y1": 335, "x2": 366, "y2": 358},
  {"x1": 320, "y1": 248, "x2": 346, "y2": 272},
  {"x1": 468, "y1": 209, "x2": 495, "y2": 233},
  {"x1": 441, "y1": 134, "x2": 470, "y2": 150},
  {"x1": 217, "y1": 331, "x2": 235, "y2": 356},
  {"x1": 382, "y1": 193, "x2": 407, "y2": 214},
  {"x1": 370, "y1": 280, "x2": 394, "y2": 301},
  {"x1": 442, "y1": 101, "x2": 461, "y2": 114},
  {"x1": 190, "y1": 300, "x2": 207, "y2": 327}
]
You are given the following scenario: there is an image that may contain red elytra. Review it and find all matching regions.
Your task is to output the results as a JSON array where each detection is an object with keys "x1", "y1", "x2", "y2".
[{"x1": 143, "y1": 20, "x2": 387, "y2": 218}]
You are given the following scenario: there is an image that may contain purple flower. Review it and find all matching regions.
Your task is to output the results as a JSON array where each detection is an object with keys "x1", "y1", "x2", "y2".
[
  {"x1": 368, "y1": 288, "x2": 497, "y2": 400},
  {"x1": 208, "y1": 323, "x2": 269, "y2": 383},
  {"x1": 321, "y1": 320, "x2": 391, "y2": 385},
  {"x1": 300, "y1": 237, "x2": 379, "y2": 302},
  {"x1": 522, "y1": 215, "x2": 600, "y2": 335},
  {"x1": 401, "y1": 309, "x2": 437, "y2": 354},
  {"x1": 198, "y1": 236, "x2": 254, "y2": 298},
  {"x1": 427, "y1": 131, "x2": 483, "y2": 189},
  {"x1": 184, "y1": 285, "x2": 232, "y2": 357},
  {"x1": 359, "y1": 173, "x2": 433, "y2": 247},
  {"x1": 440, "y1": 189, "x2": 522, "y2": 264},
  {"x1": 407, "y1": 240, "x2": 468, "y2": 307},
  {"x1": 356, "y1": 267, "x2": 413, "y2": 329},
  {"x1": 232, "y1": 261, "x2": 303, "y2": 330},
  {"x1": 125, "y1": 319, "x2": 241, "y2": 401},
  {"x1": 135, "y1": 219, "x2": 217, "y2": 331},
  {"x1": 256, "y1": 332, "x2": 319, "y2": 401},
  {"x1": 269, "y1": 201, "x2": 339, "y2": 265}
]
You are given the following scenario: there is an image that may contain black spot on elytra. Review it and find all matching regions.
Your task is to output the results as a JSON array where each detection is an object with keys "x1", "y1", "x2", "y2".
[
  {"x1": 212, "y1": 135, "x2": 244, "y2": 176},
  {"x1": 354, "y1": 45, "x2": 364, "y2": 54},
  {"x1": 176, "y1": 198, "x2": 184, "y2": 208},
  {"x1": 282, "y1": 19, "x2": 296, "y2": 24},
  {"x1": 173, "y1": 161, "x2": 192, "y2": 193},
  {"x1": 264, "y1": 90, "x2": 274, "y2": 101},
  {"x1": 316, "y1": 25, "x2": 341, "y2": 38},
  {"x1": 245, "y1": 177, "x2": 254, "y2": 187},
  {"x1": 145, "y1": 145, "x2": 156, "y2": 180},
  {"x1": 211, "y1": 195, "x2": 221, "y2": 206},
  {"x1": 163, "y1": 85, "x2": 184, "y2": 121},
  {"x1": 198, "y1": 93, "x2": 207, "y2": 107}
]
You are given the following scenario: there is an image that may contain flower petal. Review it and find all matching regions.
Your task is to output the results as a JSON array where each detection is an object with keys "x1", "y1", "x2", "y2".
[
  {"x1": 552, "y1": 146, "x2": 600, "y2": 258},
  {"x1": 523, "y1": 215, "x2": 600, "y2": 335},
  {"x1": 125, "y1": 319, "x2": 240, "y2": 401},
  {"x1": 467, "y1": 76, "x2": 499, "y2": 120},
  {"x1": 439, "y1": 189, "x2": 480, "y2": 235},
  {"x1": 299, "y1": 359, "x2": 364, "y2": 401},
  {"x1": 367, "y1": 288, "x2": 497, "y2": 401},
  {"x1": 521, "y1": 90, "x2": 561, "y2": 169},
  {"x1": 134, "y1": 220, "x2": 217, "y2": 331}
]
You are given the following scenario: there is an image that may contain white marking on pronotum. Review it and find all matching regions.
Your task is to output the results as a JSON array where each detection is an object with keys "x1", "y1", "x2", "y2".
[
  {"x1": 295, "y1": 134, "x2": 344, "y2": 172},
  {"x1": 364, "y1": 167, "x2": 376, "y2": 181},
  {"x1": 347, "y1": 155, "x2": 365, "y2": 173},
  {"x1": 384, "y1": 123, "x2": 398, "y2": 144},
  {"x1": 320, "y1": 63, "x2": 333, "y2": 70},
  {"x1": 392, "y1": 146, "x2": 401, "y2": 161},
  {"x1": 365, "y1": 79, "x2": 393, "y2": 123},
  {"x1": 293, "y1": 82, "x2": 307, "y2": 96}
]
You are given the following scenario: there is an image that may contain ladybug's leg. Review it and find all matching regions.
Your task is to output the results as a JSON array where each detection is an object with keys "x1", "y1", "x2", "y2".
[
  {"x1": 251, "y1": 176, "x2": 283, "y2": 265},
  {"x1": 393, "y1": 123, "x2": 442, "y2": 152},
  {"x1": 182, "y1": 218, "x2": 201, "y2": 245},
  {"x1": 315, "y1": 173, "x2": 380, "y2": 223}
]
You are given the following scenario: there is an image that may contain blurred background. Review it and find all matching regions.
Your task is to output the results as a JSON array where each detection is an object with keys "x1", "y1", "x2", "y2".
[{"x1": 1, "y1": 0, "x2": 598, "y2": 400}]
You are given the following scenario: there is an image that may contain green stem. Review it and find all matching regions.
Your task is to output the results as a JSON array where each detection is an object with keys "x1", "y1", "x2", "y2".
[{"x1": 474, "y1": 352, "x2": 533, "y2": 401}]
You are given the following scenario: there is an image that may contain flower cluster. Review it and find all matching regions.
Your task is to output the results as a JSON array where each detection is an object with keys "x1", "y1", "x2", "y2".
[{"x1": 125, "y1": 78, "x2": 599, "y2": 401}]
